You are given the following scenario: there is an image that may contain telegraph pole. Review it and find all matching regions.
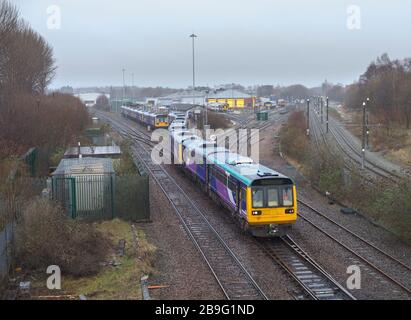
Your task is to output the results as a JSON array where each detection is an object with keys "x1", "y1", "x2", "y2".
[
  {"x1": 306, "y1": 99, "x2": 310, "y2": 136},
  {"x1": 362, "y1": 101, "x2": 366, "y2": 169},
  {"x1": 326, "y1": 96, "x2": 329, "y2": 133}
]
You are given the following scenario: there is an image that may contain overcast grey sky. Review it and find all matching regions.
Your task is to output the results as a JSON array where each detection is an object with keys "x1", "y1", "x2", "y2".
[{"x1": 13, "y1": 0, "x2": 411, "y2": 89}]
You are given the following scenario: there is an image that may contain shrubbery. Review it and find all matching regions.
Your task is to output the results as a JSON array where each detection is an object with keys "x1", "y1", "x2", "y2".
[
  {"x1": 14, "y1": 198, "x2": 110, "y2": 276},
  {"x1": 279, "y1": 110, "x2": 310, "y2": 161},
  {"x1": 279, "y1": 110, "x2": 411, "y2": 243}
]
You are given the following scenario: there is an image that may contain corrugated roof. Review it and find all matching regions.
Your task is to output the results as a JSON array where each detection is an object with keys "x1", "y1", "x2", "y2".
[
  {"x1": 53, "y1": 158, "x2": 114, "y2": 175},
  {"x1": 64, "y1": 146, "x2": 121, "y2": 158},
  {"x1": 208, "y1": 89, "x2": 252, "y2": 99}
]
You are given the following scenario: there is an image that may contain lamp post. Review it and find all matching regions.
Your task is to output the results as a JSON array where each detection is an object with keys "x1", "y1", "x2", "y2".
[
  {"x1": 326, "y1": 96, "x2": 329, "y2": 133},
  {"x1": 204, "y1": 89, "x2": 209, "y2": 128},
  {"x1": 366, "y1": 97, "x2": 370, "y2": 149},
  {"x1": 320, "y1": 96, "x2": 324, "y2": 124},
  {"x1": 306, "y1": 99, "x2": 310, "y2": 136},
  {"x1": 189, "y1": 33, "x2": 197, "y2": 106},
  {"x1": 122, "y1": 68, "x2": 126, "y2": 102},
  {"x1": 362, "y1": 101, "x2": 366, "y2": 169}
]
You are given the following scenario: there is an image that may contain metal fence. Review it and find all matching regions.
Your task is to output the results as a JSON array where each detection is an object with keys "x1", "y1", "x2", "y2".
[
  {"x1": 0, "y1": 222, "x2": 14, "y2": 283},
  {"x1": 115, "y1": 175, "x2": 150, "y2": 221},
  {"x1": 21, "y1": 148, "x2": 38, "y2": 177},
  {"x1": 52, "y1": 175, "x2": 114, "y2": 220},
  {"x1": 52, "y1": 174, "x2": 150, "y2": 221}
]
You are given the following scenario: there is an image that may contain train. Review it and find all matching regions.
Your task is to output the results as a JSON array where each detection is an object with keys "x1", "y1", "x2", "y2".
[
  {"x1": 121, "y1": 106, "x2": 169, "y2": 129},
  {"x1": 169, "y1": 127, "x2": 297, "y2": 238},
  {"x1": 121, "y1": 104, "x2": 297, "y2": 237},
  {"x1": 168, "y1": 111, "x2": 187, "y2": 124}
]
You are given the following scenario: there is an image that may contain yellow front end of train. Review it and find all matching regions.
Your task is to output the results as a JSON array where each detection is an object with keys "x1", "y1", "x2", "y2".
[
  {"x1": 154, "y1": 115, "x2": 169, "y2": 128},
  {"x1": 245, "y1": 185, "x2": 297, "y2": 237}
]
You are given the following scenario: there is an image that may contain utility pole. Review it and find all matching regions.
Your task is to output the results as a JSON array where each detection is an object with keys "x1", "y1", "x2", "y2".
[
  {"x1": 204, "y1": 90, "x2": 209, "y2": 128},
  {"x1": 326, "y1": 96, "x2": 329, "y2": 133},
  {"x1": 362, "y1": 101, "x2": 366, "y2": 169},
  {"x1": 366, "y1": 97, "x2": 370, "y2": 149},
  {"x1": 122, "y1": 68, "x2": 126, "y2": 102},
  {"x1": 306, "y1": 99, "x2": 310, "y2": 136},
  {"x1": 189, "y1": 33, "x2": 197, "y2": 107},
  {"x1": 131, "y1": 73, "x2": 135, "y2": 99},
  {"x1": 320, "y1": 96, "x2": 324, "y2": 124}
]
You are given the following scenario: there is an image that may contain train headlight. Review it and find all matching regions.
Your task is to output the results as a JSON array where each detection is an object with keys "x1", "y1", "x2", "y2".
[
  {"x1": 252, "y1": 210, "x2": 262, "y2": 216},
  {"x1": 285, "y1": 209, "x2": 294, "y2": 214}
]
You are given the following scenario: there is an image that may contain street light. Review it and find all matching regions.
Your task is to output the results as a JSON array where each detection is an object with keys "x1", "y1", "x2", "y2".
[
  {"x1": 362, "y1": 101, "x2": 366, "y2": 169},
  {"x1": 189, "y1": 33, "x2": 197, "y2": 107},
  {"x1": 326, "y1": 96, "x2": 329, "y2": 133},
  {"x1": 204, "y1": 89, "x2": 209, "y2": 128},
  {"x1": 122, "y1": 68, "x2": 126, "y2": 102},
  {"x1": 306, "y1": 99, "x2": 310, "y2": 136},
  {"x1": 366, "y1": 97, "x2": 370, "y2": 148}
]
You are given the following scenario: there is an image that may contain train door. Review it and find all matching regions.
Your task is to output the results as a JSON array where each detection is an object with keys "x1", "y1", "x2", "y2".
[
  {"x1": 205, "y1": 158, "x2": 209, "y2": 192},
  {"x1": 236, "y1": 184, "x2": 241, "y2": 214},
  {"x1": 239, "y1": 187, "x2": 247, "y2": 217}
]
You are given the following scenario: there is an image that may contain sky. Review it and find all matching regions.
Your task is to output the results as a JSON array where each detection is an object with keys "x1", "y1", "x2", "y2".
[{"x1": 12, "y1": 0, "x2": 411, "y2": 89}]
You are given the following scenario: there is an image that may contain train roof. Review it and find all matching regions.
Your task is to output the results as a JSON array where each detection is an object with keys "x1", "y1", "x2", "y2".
[
  {"x1": 172, "y1": 131, "x2": 201, "y2": 144},
  {"x1": 205, "y1": 149, "x2": 292, "y2": 186},
  {"x1": 121, "y1": 106, "x2": 167, "y2": 117}
]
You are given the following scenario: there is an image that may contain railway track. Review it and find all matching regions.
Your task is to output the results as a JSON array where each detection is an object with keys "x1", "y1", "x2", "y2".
[
  {"x1": 310, "y1": 108, "x2": 403, "y2": 182},
  {"x1": 98, "y1": 110, "x2": 359, "y2": 300},
  {"x1": 298, "y1": 199, "x2": 411, "y2": 298},
  {"x1": 310, "y1": 106, "x2": 401, "y2": 183},
  {"x1": 259, "y1": 236, "x2": 356, "y2": 300},
  {"x1": 96, "y1": 111, "x2": 268, "y2": 300}
]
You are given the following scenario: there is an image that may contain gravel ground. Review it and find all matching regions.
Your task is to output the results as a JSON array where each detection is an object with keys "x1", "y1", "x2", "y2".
[
  {"x1": 137, "y1": 175, "x2": 225, "y2": 300},
  {"x1": 258, "y1": 119, "x2": 411, "y2": 300}
]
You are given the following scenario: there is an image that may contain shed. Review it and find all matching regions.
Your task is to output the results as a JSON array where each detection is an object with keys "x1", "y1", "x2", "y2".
[
  {"x1": 52, "y1": 158, "x2": 115, "y2": 219},
  {"x1": 64, "y1": 146, "x2": 122, "y2": 159}
]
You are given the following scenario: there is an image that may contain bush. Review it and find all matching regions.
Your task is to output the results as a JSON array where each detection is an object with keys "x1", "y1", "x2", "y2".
[
  {"x1": 14, "y1": 198, "x2": 110, "y2": 276},
  {"x1": 113, "y1": 141, "x2": 138, "y2": 175},
  {"x1": 368, "y1": 179, "x2": 411, "y2": 242},
  {"x1": 279, "y1": 110, "x2": 310, "y2": 161}
]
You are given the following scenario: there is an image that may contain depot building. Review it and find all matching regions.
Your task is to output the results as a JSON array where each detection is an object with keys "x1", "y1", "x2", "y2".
[{"x1": 207, "y1": 89, "x2": 256, "y2": 108}]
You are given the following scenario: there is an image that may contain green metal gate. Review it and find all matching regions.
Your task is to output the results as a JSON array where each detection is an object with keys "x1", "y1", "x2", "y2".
[
  {"x1": 52, "y1": 175, "x2": 114, "y2": 220},
  {"x1": 51, "y1": 174, "x2": 149, "y2": 221}
]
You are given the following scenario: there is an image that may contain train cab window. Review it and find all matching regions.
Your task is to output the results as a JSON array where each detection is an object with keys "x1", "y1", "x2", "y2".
[
  {"x1": 252, "y1": 188, "x2": 264, "y2": 208},
  {"x1": 156, "y1": 116, "x2": 167, "y2": 123},
  {"x1": 282, "y1": 186, "x2": 293, "y2": 206},
  {"x1": 267, "y1": 187, "x2": 279, "y2": 207}
]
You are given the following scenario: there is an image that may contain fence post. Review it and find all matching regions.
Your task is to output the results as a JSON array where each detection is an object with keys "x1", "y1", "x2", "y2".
[{"x1": 70, "y1": 178, "x2": 77, "y2": 219}]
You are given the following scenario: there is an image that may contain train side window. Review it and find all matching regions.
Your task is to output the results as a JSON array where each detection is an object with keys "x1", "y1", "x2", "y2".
[
  {"x1": 282, "y1": 186, "x2": 293, "y2": 206},
  {"x1": 267, "y1": 187, "x2": 279, "y2": 207},
  {"x1": 252, "y1": 188, "x2": 264, "y2": 208}
]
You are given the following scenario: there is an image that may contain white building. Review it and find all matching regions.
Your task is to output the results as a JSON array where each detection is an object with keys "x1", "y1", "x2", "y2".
[{"x1": 75, "y1": 93, "x2": 110, "y2": 107}]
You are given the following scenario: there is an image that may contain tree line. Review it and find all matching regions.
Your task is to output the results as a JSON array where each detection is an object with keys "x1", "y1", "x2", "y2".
[
  {"x1": 345, "y1": 53, "x2": 411, "y2": 129},
  {"x1": 0, "y1": 0, "x2": 89, "y2": 161}
]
